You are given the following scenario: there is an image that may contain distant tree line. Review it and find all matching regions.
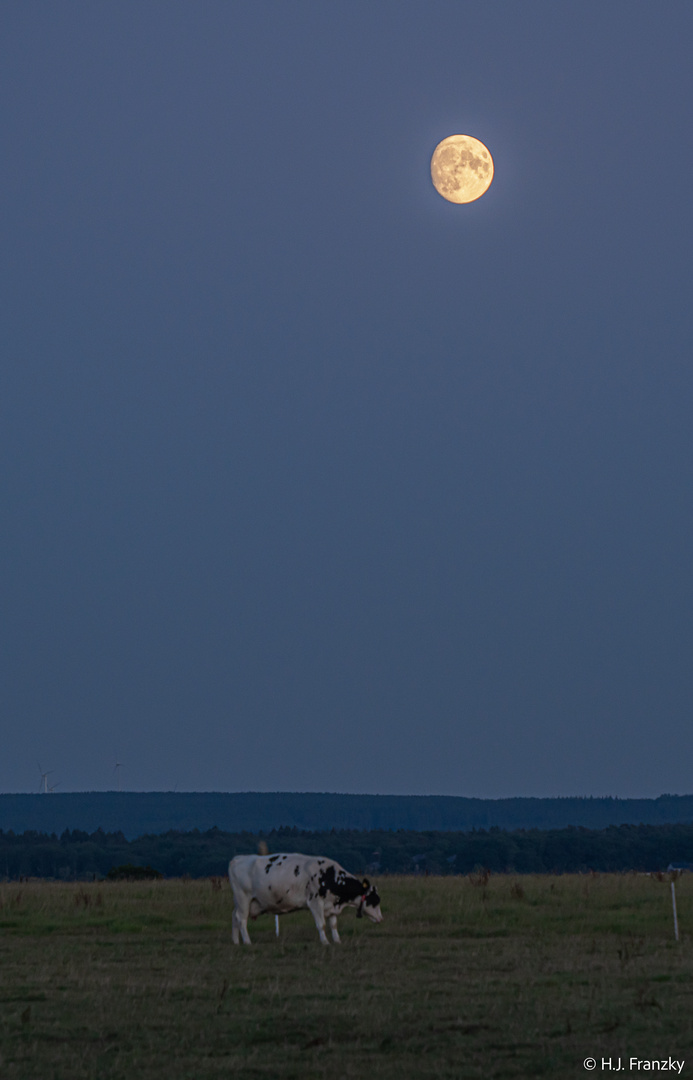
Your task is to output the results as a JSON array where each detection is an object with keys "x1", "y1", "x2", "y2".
[
  {"x1": 3, "y1": 791, "x2": 693, "y2": 839},
  {"x1": 1, "y1": 822, "x2": 693, "y2": 881}
]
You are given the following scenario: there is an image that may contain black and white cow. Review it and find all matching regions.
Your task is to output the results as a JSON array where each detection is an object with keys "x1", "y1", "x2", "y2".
[{"x1": 228, "y1": 853, "x2": 383, "y2": 945}]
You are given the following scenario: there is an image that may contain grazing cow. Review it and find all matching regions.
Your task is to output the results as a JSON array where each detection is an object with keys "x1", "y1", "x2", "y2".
[{"x1": 228, "y1": 853, "x2": 383, "y2": 945}]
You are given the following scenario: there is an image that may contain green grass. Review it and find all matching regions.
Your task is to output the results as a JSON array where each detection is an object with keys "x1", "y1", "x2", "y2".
[{"x1": 0, "y1": 873, "x2": 692, "y2": 1078}]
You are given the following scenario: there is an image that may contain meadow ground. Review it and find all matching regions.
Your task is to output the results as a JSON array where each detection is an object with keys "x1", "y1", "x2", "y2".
[{"x1": 0, "y1": 872, "x2": 691, "y2": 1079}]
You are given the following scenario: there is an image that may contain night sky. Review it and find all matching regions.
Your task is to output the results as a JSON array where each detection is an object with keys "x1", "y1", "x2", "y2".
[{"x1": 3, "y1": 3, "x2": 693, "y2": 798}]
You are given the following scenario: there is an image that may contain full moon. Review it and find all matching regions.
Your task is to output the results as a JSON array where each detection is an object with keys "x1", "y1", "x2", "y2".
[{"x1": 430, "y1": 134, "x2": 494, "y2": 204}]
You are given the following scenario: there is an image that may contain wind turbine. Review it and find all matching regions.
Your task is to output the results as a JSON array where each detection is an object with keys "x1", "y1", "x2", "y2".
[
  {"x1": 114, "y1": 759, "x2": 123, "y2": 792},
  {"x1": 37, "y1": 763, "x2": 54, "y2": 794}
]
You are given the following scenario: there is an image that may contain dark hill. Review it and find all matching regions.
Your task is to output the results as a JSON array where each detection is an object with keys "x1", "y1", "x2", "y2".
[{"x1": 1, "y1": 791, "x2": 692, "y2": 840}]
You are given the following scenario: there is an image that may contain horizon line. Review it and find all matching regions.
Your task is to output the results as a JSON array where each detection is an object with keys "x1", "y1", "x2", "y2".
[{"x1": 1, "y1": 790, "x2": 692, "y2": 801}]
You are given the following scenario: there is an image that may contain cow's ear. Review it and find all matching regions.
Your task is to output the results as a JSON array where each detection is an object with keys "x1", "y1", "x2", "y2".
[{"x1": 362, "y1": 878, "x2": 370, "y2": 890}]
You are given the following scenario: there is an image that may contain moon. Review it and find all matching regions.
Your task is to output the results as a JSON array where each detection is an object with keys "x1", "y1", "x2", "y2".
[{"x1": 430, "y1": 134, "x2": 494, "y2": 204}]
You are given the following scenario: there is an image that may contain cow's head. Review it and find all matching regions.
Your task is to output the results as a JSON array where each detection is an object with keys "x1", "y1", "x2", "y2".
[
  {"x1": 318, "y1": 866, "x2": 383, "y2": 923},
  {"x1": 356, "y1": 878, "x2": 383, "y2": 923}
]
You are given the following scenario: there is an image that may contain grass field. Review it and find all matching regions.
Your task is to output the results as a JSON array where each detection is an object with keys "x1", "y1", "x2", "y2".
[{"x1": 0, "y1": 872, "x2": 691, "y2": 1078}]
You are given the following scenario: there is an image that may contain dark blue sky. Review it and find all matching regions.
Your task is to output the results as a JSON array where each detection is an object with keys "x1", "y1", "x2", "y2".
[{"x1": 2, "y1": 2, "x2": 692, "y2": 798}]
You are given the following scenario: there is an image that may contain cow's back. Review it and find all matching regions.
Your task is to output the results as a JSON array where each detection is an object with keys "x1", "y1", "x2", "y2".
[{"x1": 228, "y1": 853, "x2": 339, "y2": 914}]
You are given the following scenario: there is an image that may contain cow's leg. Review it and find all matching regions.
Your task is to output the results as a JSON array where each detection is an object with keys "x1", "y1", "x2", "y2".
[
  {"x1": 328, "y1": 914, "x2": 341, "y2": 944},
  {"x1": 232, "y1": 902, "x2": 252, "y2": 945},
  {"x1": 306, "y1": 897, "x2": 330, "y2": 944}
]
